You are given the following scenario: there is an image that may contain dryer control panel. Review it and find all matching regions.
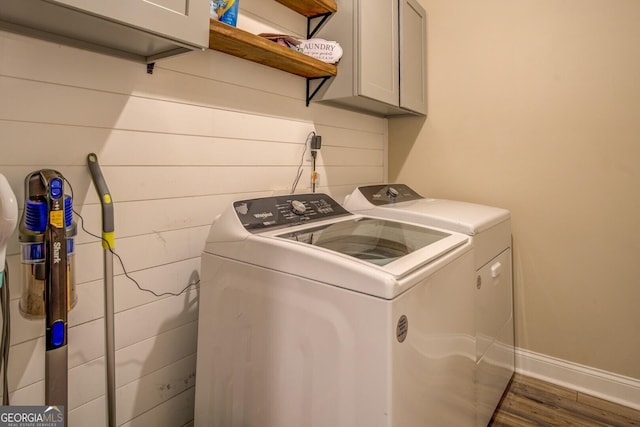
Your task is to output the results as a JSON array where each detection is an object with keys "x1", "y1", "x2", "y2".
[
  {"x1": 233, "y1": 194, "x2": 351, "y2": 232},
  {"x1": 358, "y1": 184, "x2": 424, "y2": 205}
]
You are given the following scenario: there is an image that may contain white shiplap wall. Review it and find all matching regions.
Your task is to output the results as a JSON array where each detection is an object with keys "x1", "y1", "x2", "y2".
[{"x1": 0, "y1": 3, "x2": 387, "y2": 425}]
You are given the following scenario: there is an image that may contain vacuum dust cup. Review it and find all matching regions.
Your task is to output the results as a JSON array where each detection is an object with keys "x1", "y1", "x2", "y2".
[{"x1": 19, "y1": 170, "x2": 77, "y2": 319}]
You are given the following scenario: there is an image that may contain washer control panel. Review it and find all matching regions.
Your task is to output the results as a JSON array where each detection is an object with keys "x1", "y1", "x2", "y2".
[
  {"x1": 233, "y1": 193, "x2": 350, "y2": 232},
  {"x1": 358, "y1": 184, "x2": 424, "y2": 205}
]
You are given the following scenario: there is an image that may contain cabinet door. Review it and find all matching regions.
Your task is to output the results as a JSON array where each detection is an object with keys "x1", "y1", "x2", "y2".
[
  {"x1": 358, "y1": 0, "x2": 399, "y2": 107},
  {"x1": 49, "y1": 0, "x2": 209, "y2": 48},
  {"x1": 399, "y1": 0, "x2": 427, "y2": 114}
]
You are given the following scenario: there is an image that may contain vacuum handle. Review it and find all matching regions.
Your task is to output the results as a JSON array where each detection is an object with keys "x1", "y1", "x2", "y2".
[{"x1": 87, "y1": 153, "x2": 115, "y2": 250}]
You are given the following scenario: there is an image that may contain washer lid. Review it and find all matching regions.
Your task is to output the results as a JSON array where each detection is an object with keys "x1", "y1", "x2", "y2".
[
  {"x1": 345, "y1": 184, "x2": 510, "y2": 235},
  {"x1": 274, "y1": 216, "x2": 467, "y2": 277}
]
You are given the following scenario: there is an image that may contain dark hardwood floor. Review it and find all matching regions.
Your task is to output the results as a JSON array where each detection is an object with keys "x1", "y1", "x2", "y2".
[{"x1": 489, "y1": 374, "x2": 640, "y2": 426}]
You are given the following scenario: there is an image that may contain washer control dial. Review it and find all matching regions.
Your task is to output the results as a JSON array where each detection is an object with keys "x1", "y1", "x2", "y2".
[
  {"x1": 386, "y1": 187, "x2": 399, "y2": 199},
  {"x1": 291, "y1": 200, "x2": 307, "y2": 215}
]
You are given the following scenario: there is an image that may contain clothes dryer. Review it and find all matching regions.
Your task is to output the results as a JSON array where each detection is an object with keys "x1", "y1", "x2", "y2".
[
  {"x1": 195, "y1": 193, "x2": 476, "y2": 427},
  {"x1": 344, "y1": 184, "x2": 515, "y2": 427}
]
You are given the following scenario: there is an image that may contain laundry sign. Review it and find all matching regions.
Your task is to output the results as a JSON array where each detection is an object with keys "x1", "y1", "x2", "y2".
[{"x1": 299, "y1": 39, "x2": 343, "y2": 64}]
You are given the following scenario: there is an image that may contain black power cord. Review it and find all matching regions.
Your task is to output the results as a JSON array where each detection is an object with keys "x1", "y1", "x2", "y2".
[
  {"x1": 1, "y1": 261, "x2": 10, "y2": 405},
  {"x1": 291, "y1": 132, "x2": 313, "y2": 194},
  {"x1": 291, "y1": 132, "x2": 322, "y2": 194},
  {"x1": 310, "y1": 134, "x2": 322, "y2": 193},
  {"x1": 64, "y1": 177, "x2": 199, "y2": 298},
  {"x1": 74, "y1": 212, "x2": 200, "y2": 298}
]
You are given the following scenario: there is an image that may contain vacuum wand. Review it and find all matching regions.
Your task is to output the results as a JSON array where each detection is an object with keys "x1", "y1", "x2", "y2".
[{"x1": 87, "y1": 153, "x2": 117, "y2": 427}]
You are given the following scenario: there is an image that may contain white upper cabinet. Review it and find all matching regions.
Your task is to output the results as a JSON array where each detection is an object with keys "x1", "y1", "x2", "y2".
[
  {"x1": 0, "y1": 0, "x2": 210, "y2": 62},
  {"x1": 314, "y1": 0, "x2": 426, "y2": 116}
]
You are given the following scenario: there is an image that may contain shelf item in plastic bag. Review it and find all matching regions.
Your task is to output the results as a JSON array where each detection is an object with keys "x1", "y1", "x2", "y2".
[{"x1": 259, "y1": 33, "x2": 303, "y2": 51}]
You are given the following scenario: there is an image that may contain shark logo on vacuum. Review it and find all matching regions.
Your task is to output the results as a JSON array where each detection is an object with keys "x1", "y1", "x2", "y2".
[{"x1": 53, "y1": 241, "x2": 62, "y2": 264}]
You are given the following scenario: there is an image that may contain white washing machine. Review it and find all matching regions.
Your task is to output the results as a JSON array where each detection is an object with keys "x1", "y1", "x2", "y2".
[
  {"x1": 344, "y1": 184, "x2": 515, "y2": 427},
  {"x1": 195, "y1": 193, "x2": 477, "y2": 427}
]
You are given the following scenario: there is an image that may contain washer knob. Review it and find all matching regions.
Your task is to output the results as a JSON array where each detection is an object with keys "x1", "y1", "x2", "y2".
[
  {"x1": 291, "y1": 200, "x2": 306, "y2": 215},
  {"x1": 386, "y1": 187, "x2": 399, "y2": 199}
]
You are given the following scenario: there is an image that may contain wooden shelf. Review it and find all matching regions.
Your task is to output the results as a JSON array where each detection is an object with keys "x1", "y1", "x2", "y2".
[
  {"x1": 274, "y1": 0, "x2": 337, "y2": 18},
  {"x1": 208, "y1": 19, "x2": 337, "y2": 79}
]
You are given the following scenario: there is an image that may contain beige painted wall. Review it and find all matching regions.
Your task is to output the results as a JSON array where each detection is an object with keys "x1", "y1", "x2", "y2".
[{"x1": 389, "y1": 0, "x2": 640, "y2": 380}]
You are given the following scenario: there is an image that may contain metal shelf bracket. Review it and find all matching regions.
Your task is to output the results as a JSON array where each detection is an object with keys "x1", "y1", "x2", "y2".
[
  {"x1": 307, "y1": 12, "x2": 332, "y2": 39},
  {"x1": 306, "y1": 76, "x2": 331, "y2": 106}
]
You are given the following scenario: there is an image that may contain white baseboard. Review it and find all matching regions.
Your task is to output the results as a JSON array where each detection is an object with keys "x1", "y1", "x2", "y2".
[{"x1": 515, "y1": 347, "x2": 640, "y2": 411}]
